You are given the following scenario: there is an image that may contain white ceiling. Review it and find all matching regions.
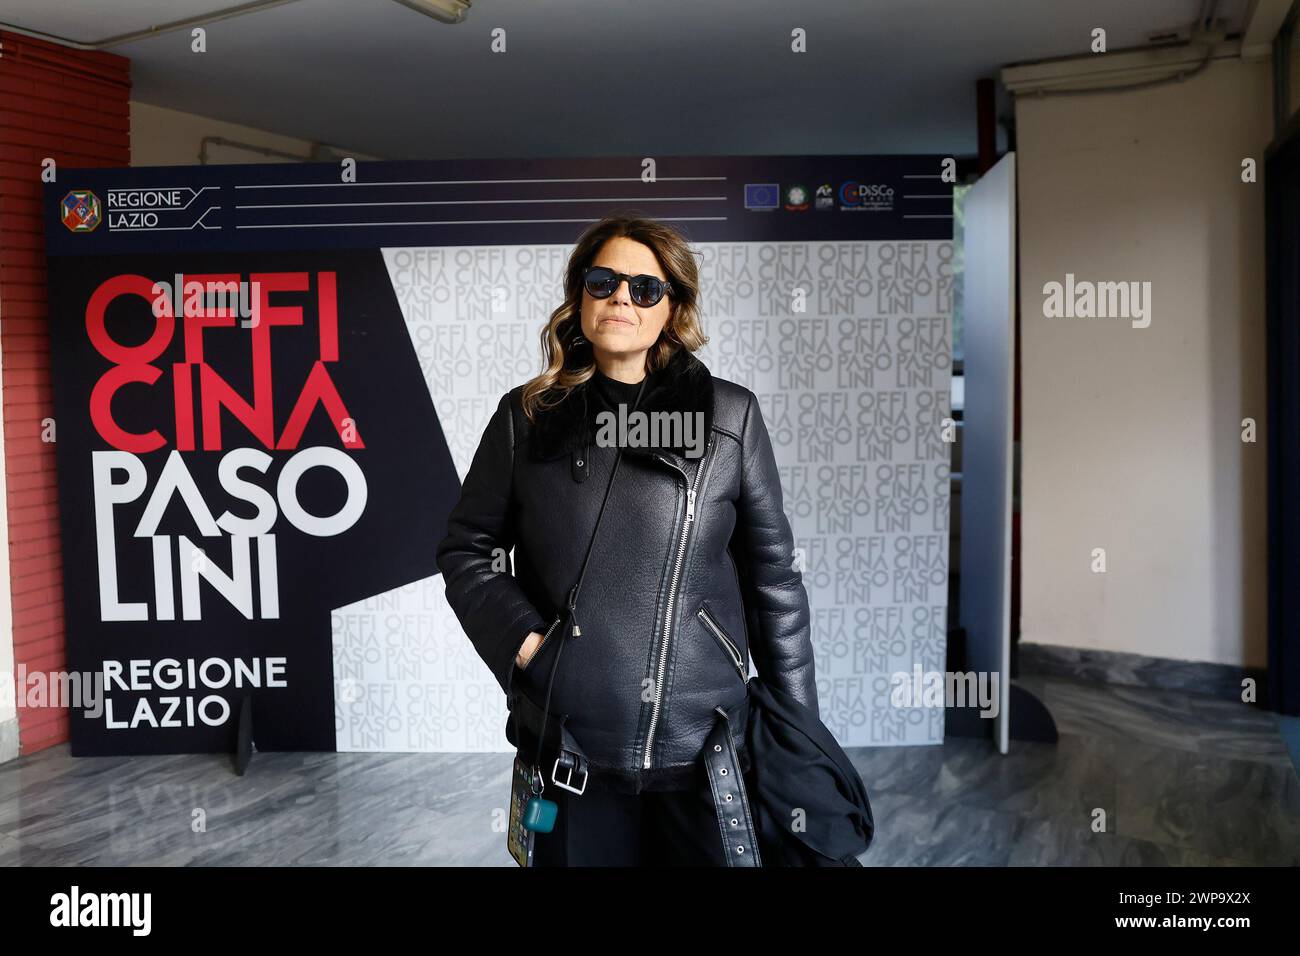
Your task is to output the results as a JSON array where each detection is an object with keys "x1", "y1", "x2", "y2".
[{"x1": 1, "y1": 0, "x2": 1253, "y2": 159}]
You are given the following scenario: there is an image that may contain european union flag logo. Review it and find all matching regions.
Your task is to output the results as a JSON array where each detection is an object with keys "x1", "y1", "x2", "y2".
[{"x1": 744, "y1": 183, "x2": 780, "y2": 211}]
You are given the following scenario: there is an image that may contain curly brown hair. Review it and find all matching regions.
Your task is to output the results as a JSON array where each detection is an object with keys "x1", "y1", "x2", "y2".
[{"x1": 521, "y1": 212, "x2": 706, "y2": 422}]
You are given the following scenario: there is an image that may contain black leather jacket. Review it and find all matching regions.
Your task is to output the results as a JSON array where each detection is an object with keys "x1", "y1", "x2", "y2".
[{"x1": 435, "y1": 346, "x2": 817, "y2": 792}]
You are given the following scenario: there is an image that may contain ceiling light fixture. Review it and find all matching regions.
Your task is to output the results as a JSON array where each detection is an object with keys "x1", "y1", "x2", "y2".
[
  {"x1": 390, "y1": 0, "x2": 472, "y2": 25},
  {"x1": 0, "y1": 0, "x2": 470, "y2": 50}
]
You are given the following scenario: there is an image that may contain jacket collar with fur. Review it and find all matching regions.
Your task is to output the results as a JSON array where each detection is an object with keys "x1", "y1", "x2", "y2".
[{"x1": 525, "y1": 346, "x2": 714, "y2": 464}]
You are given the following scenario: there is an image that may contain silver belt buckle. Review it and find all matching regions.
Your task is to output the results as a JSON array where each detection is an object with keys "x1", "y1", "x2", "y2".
[{"x1": 551, "y1": 754, "x2": 588, "y2": 795}]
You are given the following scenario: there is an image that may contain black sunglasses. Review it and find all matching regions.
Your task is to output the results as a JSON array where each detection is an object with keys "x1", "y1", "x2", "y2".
[{"x1": 582, "y1": 266, "x2": 674, "y2": 308}]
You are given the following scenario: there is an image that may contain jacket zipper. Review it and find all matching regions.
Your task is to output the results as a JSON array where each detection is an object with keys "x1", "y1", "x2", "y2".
[
  {"x1": 642, "y1": 437, "x2": 715, "y2": 770},
  {"x1": 520, "y1": 613, "x2": 562, "y2": 672},
  {"x1": 698, "y1": 605, "x2": 746, "y2": 680}
]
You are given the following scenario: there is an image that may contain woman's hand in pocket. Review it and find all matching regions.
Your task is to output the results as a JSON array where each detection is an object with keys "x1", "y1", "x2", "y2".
[{"x1": 515, "y1": 631, "x2": 544, "y2": 669}]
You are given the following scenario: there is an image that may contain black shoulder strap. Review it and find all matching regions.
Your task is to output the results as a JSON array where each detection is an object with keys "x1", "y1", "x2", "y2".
[
  {"x1": 563, "y1": 372, "x2": 649, "y2": 638},
  {"x1": 532, "y1": 374, "x2": 649, "y2": 776}
]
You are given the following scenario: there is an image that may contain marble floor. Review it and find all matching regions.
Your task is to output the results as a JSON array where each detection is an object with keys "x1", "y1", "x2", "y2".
[{"x1": 1, "y1": 672, "x2": 1297, "y2": 866}]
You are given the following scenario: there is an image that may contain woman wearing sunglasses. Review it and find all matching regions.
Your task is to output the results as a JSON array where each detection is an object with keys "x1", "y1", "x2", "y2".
[{"x1": 436, "y1": 214, "x2": 817, "y2": 866}]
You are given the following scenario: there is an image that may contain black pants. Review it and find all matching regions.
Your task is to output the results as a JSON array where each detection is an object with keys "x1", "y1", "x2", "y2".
[{"x1": 530, "y1": 758, "x2": 734, "y2": 867}]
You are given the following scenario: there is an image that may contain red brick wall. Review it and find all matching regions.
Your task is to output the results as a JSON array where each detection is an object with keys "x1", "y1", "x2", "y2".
[{"x1": 0, "y1": 31, "x2": 130, "y2": 754}]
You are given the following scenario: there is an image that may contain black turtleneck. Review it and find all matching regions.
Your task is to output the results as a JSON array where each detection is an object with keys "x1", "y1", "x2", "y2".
[{"x1": 592, "y1": 368, "x2": 648, "y2": 414}]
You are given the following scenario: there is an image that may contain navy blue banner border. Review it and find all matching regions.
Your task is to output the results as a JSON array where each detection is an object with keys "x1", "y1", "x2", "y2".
[{"x1": 44, "y1": 154, "x2": 952, "y2": 256}]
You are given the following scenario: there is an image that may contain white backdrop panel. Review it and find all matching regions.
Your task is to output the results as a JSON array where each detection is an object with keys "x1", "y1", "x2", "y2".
[{"x1": 332, "y1": 240, "x2": 952, "y2": 751}]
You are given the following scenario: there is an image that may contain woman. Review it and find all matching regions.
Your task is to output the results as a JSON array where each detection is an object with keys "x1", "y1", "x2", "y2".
[{"x1": 436, "y1": 214, "x2": 817, "y2": 866}]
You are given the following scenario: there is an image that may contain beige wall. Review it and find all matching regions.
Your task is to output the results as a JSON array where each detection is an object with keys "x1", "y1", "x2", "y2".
[
  {"x1": 1016, "y1": 56, "x2": 1272, "y2": 668},
  {"x1": 130, "y1": 100, "x2": 381, "y2": 166}
]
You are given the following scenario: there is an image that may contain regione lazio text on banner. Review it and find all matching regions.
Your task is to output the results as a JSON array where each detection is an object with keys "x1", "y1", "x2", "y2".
[{"x1": 42, "y1": 155, "x2": 952, "y2": 756}]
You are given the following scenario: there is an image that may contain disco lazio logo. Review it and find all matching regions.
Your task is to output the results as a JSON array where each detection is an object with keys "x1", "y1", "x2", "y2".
[
  {"x1": 60, "y1": 189, "x2": 102, "y2": 233},
  {"x1": 839, "y1": 181, "x2": 896, "y2": 212}
]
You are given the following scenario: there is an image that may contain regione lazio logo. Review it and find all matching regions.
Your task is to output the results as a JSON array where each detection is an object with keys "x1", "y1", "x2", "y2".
[{"x1": 61, "y1": 189, "x2": 102, "y2": 233}]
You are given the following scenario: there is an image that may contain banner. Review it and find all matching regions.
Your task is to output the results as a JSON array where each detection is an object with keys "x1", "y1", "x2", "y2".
[{"x1": 44, "y1": 155, "x2": 952, "y2": 755}]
